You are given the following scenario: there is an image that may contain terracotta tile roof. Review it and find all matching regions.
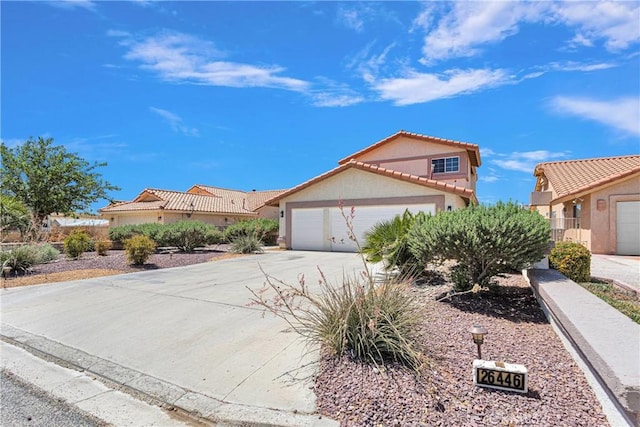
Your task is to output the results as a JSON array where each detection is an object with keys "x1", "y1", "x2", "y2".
[
  {"x1": 100, "y1": 186, "x2": 288, "y2": 215},
  {"x1": 100, "y1": 188, "x2": 257, "y2": 215},
  {"x1": 246, "y1": 189, "x2": 288, "y2": 210},
  {"x1": 338, "y1": 130, "x2": 482, "y2": 167},
  {"x1": 534, "y1": 155, "x2": 640, "y2": 202},
  {"x1": 189, "y1": 185, "x2": 287, "y2": 210},
  {"x1": 187, "y1": 184, "x2": 248, "y2": 199},
  {"x1": 265, "y1": 160, "x2": 478, "y2": 206}
]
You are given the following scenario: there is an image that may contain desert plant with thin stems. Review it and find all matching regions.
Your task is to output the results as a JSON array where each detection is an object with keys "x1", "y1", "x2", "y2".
[{"x1": 248, "y1": 202, "x2": 425, "y2": 371}]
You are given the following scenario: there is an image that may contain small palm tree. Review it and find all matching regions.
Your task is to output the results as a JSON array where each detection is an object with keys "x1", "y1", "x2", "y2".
[{"x1": 361, "y1": 210, "x2": 425, "y2": 275}]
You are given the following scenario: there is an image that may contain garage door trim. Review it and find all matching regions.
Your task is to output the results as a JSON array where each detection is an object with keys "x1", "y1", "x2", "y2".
[{"x1": 285, "y1": 195, "x2": 445, "y2": 250}]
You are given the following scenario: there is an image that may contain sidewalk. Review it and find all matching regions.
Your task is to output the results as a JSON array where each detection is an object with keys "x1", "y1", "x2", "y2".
[{"x1": 526, "y1": 268, "x2": 640, "y2": 426}]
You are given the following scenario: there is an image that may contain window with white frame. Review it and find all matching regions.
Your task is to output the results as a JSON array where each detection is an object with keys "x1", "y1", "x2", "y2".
[{"x1": 431, "y1": 156, "x2": 460, "y2": 173}]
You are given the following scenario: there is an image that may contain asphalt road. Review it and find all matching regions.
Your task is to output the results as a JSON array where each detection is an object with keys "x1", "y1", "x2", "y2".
[{"x1": 0, "y1": 370, "x2": 107, "y2": 427}]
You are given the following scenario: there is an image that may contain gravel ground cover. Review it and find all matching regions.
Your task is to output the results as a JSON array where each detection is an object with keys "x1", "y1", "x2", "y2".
[
  {"x1": 315, "y1": 274, "x2": 610, "y2": 426},
  {"x1": 1, "y1": 246, "x2": 235, "y2": 288}
]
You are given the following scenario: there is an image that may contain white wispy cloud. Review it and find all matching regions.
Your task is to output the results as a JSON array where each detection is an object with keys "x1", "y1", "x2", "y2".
[
  {"x1": 373, "y1": 68, "x2": 511, "y2": 106},
  {"x1": 548, "y1": 61, "x2": 617, "y2": 72},
  {"x1": 47, "y1": 0, "x2": 97, "y2": 12},
  {"x1": 417, "y1": 2, "x2": 543, "y2": 64},
  {"x1": 337, "y1": 5, "x2": 365, "y2": 33},
  {"x1": 415, "y1": 1, "x2": 639, "y2": 64},
  {"x1": 336, "y1": 3, "x2": 396, "y2": 33},
  {"x1": 149, "y1": 107, "x2": 199, "y2": 137},
  {"x1": 114, "y1": 30, "x2": 309, "y2": 92},
  {"x1": 492, "y1": 150, "x2": 571, "y2": 173},
  {"x1": 551, "y1": 96, "x2": 640, "y2": 136},
  {"x1": 551, "y1": 1, "x2": 640, "y2": 51},
  {"x1": 309, "y1": 78, "x2": 365, "y2": 107},
  {"x1": 311, "y1": 93, "x2": 364, "y2": 107}
]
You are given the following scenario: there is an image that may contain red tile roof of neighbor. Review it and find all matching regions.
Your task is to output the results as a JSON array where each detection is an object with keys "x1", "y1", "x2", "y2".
[
  {"x1": 100, "y1": 187, "x2": 287, "y2": 215},
  {"x1": 265, "y1": 160, "x2": 478, "y2": 206},
  {"x1": 534, "y1": 155, "x2": 640, "y2": 202},
  {"x1": 338, "y1": 130, "x2": 482, "y2": 167}
]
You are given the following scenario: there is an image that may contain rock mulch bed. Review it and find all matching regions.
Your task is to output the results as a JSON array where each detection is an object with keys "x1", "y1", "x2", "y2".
[
  {"x1": 1, "y1": 246, "x2": 235, "y2": 288},
  {"x1": 315, "y1": 274, "x2": 610, "y2": 426}
]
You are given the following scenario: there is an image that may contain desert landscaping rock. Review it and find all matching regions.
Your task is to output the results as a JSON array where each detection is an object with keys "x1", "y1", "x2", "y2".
[
  {"x1": 314, "y1": 274, "x2": 610, "y2": 426},
  {"x1": 1, "y1": 246, "x2": 235, "y2": 288}
]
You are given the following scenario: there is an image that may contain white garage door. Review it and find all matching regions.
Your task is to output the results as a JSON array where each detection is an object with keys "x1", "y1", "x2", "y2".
[
  {"x1": 617, "y1": 201, "x2": 640, "y2": 255},
  {"x1": 291, "y1": 208, "x2": 325, "y2": 251},
  {"x1": 291, "y1": 204, "x2": 435, "y2": 252}
]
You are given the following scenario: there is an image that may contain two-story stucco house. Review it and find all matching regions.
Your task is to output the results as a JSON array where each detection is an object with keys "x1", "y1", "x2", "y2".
[
  {"x1": 265, "y1": 130, "x2": 481, "y2": 251},
  {"x1": 530, "y1": 155, "x2": 640, "y2": 255}
]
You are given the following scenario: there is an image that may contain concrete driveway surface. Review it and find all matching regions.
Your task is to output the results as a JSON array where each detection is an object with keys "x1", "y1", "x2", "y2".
[
  {"x1": 1, "y1": 251, "x2": 374, "y2": 426},
  {"x1": 591, "y1": 254, "x2": 640, "y2": 291}
]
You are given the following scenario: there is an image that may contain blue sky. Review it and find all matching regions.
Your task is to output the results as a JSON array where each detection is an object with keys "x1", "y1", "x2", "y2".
[{"x1": 2, "y1": 1, "x2": 639, "y2": 213}]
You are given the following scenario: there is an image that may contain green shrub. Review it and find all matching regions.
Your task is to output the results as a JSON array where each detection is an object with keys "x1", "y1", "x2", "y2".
[
  {"x1": 223, "y1": 218, "x2": 279, "y2": 245},
  {"x1": 158, "y1": 221, "x2": 222, "y2": 252},
  {"x1": 63, "y1": 230, "x2": 92, "y2": 259},
  {"x1": 108, "y1": 223, "x2": 164, "y2": 245},
  {"x1": 230, "y1": 233, "x2": 264, "y2": 254},
  {"x1": 94, "y1": 240, "x2": 112, "y2": 256},
  {"x1": 361, "y1": 210, "x2": 427, "y2": 275},
  {"x1": 549, "y1": 241, "x2": 591, "y2": 282},
  {"x1": 1, "y1": 245, "x2": 38, "y2": 274},
  {"x1": 449, "y1": 263, "x2": 474, "y2": 292},
  {"x1": 408, "y1": 201, "x2": 550, "y2": 290},
  {"x1": 123, "y1": 235, "x2": 156, "y2": 265},
  {"x1": 32, "y1": 243, "x2": 60, "y2": 263},
  {"x1": 249, "y1": 269, "x2": 424, "y2": 370},
  {"x1": 206, "y1": 227, "x2": 224, "y2": 245}
]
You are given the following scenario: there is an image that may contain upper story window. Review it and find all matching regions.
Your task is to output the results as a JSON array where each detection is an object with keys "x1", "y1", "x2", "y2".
[{"x1": 431, "y1": 156, "x2": 460, "y2": 174}]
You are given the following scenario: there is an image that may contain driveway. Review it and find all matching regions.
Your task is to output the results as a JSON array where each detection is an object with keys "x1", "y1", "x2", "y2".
[
  {"x1": 1, "y1": 251, "x2": 372, "y2": 425},
  {"x1": 591, "y1": 254, "x2": 640, "y2": 292}
]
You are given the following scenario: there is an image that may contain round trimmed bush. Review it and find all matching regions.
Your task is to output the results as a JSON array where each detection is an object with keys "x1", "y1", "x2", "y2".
[
  {"x1": 123, "y1": 235, "x2": 156, "y2": 265},
  {"x1": 63, "y1": 230, "x2": 92, "y2": 259},
  {"x1": 549, "y1": 241, "x2": 591, "y2": 282}
]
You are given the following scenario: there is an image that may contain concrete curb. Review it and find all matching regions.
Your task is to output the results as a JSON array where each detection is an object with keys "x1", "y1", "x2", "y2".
[
  {"x1": 592, "y1": 276, "x2": 640, "y2": 298},
  {"x1": 0, "y1": 325, "x2": 337, "y2": 427},
  {"x1": 525, "y1": 269, "x2": 639, "y2": 427}
]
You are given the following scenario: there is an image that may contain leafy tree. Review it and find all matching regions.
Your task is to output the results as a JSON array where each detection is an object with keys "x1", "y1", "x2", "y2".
[
  {"x1": 0, "y1": 194, "x2": 30, "y2": 237},
  {"x1": 0, "y1": 137, "x2": 119, "y2": 227},
  {"x1": 408, "y1": 201, "x2": 550, "y2": 290}
]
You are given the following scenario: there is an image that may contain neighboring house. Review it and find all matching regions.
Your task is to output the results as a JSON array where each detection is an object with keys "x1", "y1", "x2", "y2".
[
  {"x1": 49, "y1": 218, "x2": 109, "y2": 227},
  {"x1": 530, "y1": 155, "x2": 640, "y2": 255},
  {"x1": 265, "y1": 130, "x2": 481, "y2": 251},
  {"x1": 99, "y1": 185, "x2": 286, "y2": 228}
]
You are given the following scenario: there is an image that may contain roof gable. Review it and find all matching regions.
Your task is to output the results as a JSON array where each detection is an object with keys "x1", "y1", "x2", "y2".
[
  {"x1": 535, "y1": 155, "x2": 640, "y2": 201},
  {"x1": 101, "y1": 185, "x2": 287, "y2": 214},
  {"x1": 338, "y1": 130, "x2": 481, "y2": 167},
  {"x1": 134, "y1": 189, "x2": 163, "y2": 202},
  {"x1": 265, "y1": 160, "x2": 477, "y2": 206}
]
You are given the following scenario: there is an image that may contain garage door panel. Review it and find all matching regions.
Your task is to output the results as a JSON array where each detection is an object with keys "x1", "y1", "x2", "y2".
[
  {"x1": 291, "y1": 209, "x2": 325, "y2": 251},
  {"x1": 330, "y1": 204, "x2": 435, "y2": 252},
  {"x1": 617, "y1": 201, "x2": 640, "y2": 255}
]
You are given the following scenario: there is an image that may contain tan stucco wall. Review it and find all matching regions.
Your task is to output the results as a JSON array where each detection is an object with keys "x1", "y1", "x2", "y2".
[
  {"x1": 354, "y1": 135, "x2": 465, "y2": 163},
  {"x1": 277, "y1": 167, "x2": 468, "y2": 246},
  {"x1": 589, "y1": 174, "x2": 640, "y2": 254},
  {"x1": 351, "y1": 136, "x2": 474, "y2": 191},
  {"x1": 106, "y1": 212, "x2": 159, "y2": 227},
  {"x1": 106, "y1": 211, "x2": 254, "y2": 229}
]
